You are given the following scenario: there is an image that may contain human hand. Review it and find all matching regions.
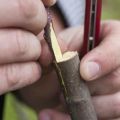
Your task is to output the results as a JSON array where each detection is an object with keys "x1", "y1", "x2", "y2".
[
  {"x1": 0, "y1": 0, "x2": 56, "y2": 95},
  {"x1": 39, "y1": 20, "x2": 120, "y2": 120}
]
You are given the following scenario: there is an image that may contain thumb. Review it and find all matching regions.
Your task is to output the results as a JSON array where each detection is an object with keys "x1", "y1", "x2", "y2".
[{"x1": 80, "y1": 21, "x2": 120, "y2": 81}]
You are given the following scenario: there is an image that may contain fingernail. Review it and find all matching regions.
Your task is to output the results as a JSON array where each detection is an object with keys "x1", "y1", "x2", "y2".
[
  {"x1": 39, "y1": 112, "x2": 51, "y2": 120},
  {"x1": 82, "y1": 61, "x2": 100, "y2": 80}
]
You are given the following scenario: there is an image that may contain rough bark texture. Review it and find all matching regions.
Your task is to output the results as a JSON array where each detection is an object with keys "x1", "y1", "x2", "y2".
[{"x1": 55, "y1": 53, "x2": 97, "y2": 120}]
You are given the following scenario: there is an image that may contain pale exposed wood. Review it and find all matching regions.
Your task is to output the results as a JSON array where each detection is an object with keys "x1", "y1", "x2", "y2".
[{"x1": 50, "y1": 22, "x2": 63, "y2": 62}]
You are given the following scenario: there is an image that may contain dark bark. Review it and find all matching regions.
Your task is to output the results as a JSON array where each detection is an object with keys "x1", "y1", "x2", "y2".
[{"x1": 55, "y1": 53, "x2": 97, "y2": 120}]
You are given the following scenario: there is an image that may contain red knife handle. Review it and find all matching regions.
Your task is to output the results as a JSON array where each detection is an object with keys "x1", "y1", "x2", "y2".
[
  {"x1": 95, "y1": 0, "x2": 102, "y2": 46},
  {"x1": 81, "y1": 0, "x2": 102, "y2": 57}
]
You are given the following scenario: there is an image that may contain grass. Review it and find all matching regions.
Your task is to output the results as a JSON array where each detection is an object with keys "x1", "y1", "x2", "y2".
[{"x1": 102, "y1": 0, "x2": 120, "y2": 20}]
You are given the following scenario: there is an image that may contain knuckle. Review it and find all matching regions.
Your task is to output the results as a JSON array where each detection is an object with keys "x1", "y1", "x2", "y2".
[
  {"x1": 38, "y1": 4, "x2": 47, "y2": 31},
  {"x1": 17, "y1": 0, "x2": 47, "y2": 33},
  {"x1": 14, "y1": 30, "x2": 41, "y2": 60},
  {"x1": 18, "y1": 0, "x2": 39, "y2": 19},
  {"x1": 31, "y1": 38, "x2": 41, "y2": 60},
  {"x1": 29, "y1": 63, "x2": 41, "y2": 83},
  {"x1": 29, "y1": 36, "x2": 41, "y2": 60},
  {"x1": 14, "y1": 30, "x2": 29, "y2": 57},
  {"x1": 4, "y1": 65, "x2": 19, "y2": 87},
  {"x1": 21, "y1": 63, "x2": 41, "y2": 86}
]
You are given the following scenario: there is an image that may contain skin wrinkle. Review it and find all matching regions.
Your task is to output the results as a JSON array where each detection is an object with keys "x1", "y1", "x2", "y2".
[
  {"x1": 15, "y1": 30, "x2": 29, "y2": 58},
  {"x1": 0, "y1": 29, "x2": 41, "y2": 63},
  {"x1": 5, "y1": 64, "x2": 20, "y2": 88},
  {"x1": 18, "y1": 0, "x2": 39, "y2": 19},
  {"x1": 0, "y1": 0, "x2": 47, "y2": 34}
]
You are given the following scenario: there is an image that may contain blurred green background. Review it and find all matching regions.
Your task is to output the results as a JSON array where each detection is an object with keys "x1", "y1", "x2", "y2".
[{"x1": 102, "y1": 0, "x2": 120, "y2": 20}]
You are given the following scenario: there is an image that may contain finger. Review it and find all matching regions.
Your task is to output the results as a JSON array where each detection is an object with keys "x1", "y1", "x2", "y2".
[
  {"x1": 0, "y1": 62, "x2": 41, "y2": 95},
  {"x1": 39, "y1": 109, "x2": 71, "y2": 120},
  {"x1": 21, "y1": 69, "x2": 61, "y2": 110},
  {"x1": 87, "y1": 66, "x2": 120, "y2": 95},
  {"x1": 42, "y1": 0, "x2": 56, "y2": 6},
  {"x1": 39, "y1": 39, "x2": 53, "y2": 67},
  {"x1": 80, "y1": 21, "x2": 120, "y2": 81},
  {"x1": 93, "y1": 92, "x2": 120, "y2": 119},
  {"x1": 0, "y1": 0, "x2": 47, "y2": 34},
  {"x1": 0, "y1": 29, "x2": 41, "y2": 64}
]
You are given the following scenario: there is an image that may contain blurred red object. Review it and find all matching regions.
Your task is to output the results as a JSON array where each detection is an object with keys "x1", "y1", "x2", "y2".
[{"x1": 81, "y1": 0, "x2": 102, "y2": 57}]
